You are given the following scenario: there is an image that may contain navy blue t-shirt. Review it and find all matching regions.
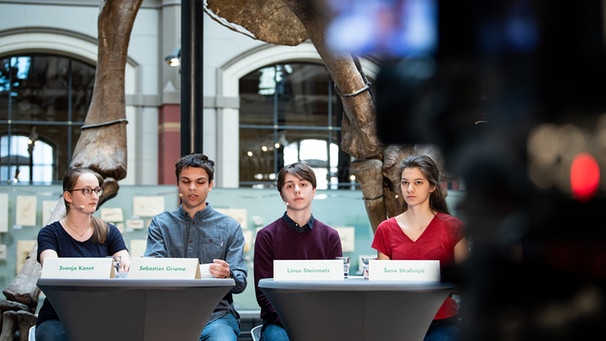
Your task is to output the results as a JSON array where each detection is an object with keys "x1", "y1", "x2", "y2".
[{"x1": 36, "y1": 220, "x2": 128, "y2": 325}]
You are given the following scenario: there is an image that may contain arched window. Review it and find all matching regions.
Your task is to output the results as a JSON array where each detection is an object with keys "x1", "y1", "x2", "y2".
[
  {"x1": 239, "y1": 63, "x2": 357, "y2": 190},
  {"x1": 0, "y1": 54, "x2": 95, "y2": 184}
]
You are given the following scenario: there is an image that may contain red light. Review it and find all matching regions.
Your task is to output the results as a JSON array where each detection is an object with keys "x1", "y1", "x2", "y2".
[{"x1": 570, "y1": 153, "x2": 600, "y2": 202}]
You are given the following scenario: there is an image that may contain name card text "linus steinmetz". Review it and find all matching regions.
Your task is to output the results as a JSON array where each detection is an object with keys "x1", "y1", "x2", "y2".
[
  {"x1": 368, "y1": 260, "x2": 440, "y2": 281},
  {"x1": 273, "y1": 259, "x2": 344, "y2": 281},
  {"x1": 41, "y1": 257, "x2": 115, "y2": 279},
  {"x1": 129, "y1": 258, "x2": 201, "y2": 279}
]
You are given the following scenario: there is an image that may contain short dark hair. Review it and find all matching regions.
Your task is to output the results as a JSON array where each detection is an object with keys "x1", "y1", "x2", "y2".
[
  {"x1": 277, "y1": 161, "x2": 317, "y2": 194},
  {"x1": 175, "y1": 153, "x2": 215, "y2": 182}
]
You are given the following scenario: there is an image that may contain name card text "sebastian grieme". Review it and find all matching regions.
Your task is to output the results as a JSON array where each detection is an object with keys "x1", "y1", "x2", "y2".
[
  {"x1": 368, "y1": 260, "x2": 440, "y2": 281},
  {"x1": 273, "y1": 259, "x2": 344, "y2": 281},
  {"x1": 41, "y1": 257, "x2": 115, "y2": 279},
  {"x1": 129, "y1": 258, "x2": 201, "y2": 279}
]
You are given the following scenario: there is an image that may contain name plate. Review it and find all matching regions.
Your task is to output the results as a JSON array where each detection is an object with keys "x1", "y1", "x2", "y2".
[
  {"x1": 368, "y1": 260, "x2": 440, "y2": 281},
  {"x1": 273, "y1": 260, "x2": 344, "y2": 281},
  {"x1": 129, "y1": 258, "x2": 201, "y2": 279},
  {"x1": 41, "y1": 257, "x2": 115, "y2": 279}
]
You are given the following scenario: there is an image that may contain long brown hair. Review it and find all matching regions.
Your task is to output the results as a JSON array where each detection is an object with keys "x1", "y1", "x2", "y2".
[
  {"x1": 399, "y1": 154, "x2": 450, "y2": 214},
  {"x1": 63, "y1": 167, "x2": 109, "y2": 244}
]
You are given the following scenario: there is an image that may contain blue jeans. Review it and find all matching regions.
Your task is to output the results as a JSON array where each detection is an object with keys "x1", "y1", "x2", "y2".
[
  {"x1": 261, "y1": 322, "x2": 289, "y2": 341},
  {"x1": 424, "y1": 316, "x2": 462, "y2": 341},
  {"x1": 36, "y1": 320, "x2": 68, "y2": 341},
  {"x1": 199, "y1": 313, "x2": 240, "y2": 341}
]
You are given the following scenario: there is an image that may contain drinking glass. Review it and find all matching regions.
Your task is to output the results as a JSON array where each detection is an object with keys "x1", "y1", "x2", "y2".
[
  {"x1": 112, "y1": 256, "x2": 127, "y2": 278},
  {"x1": 361, "y1": 256, "x2": 377, "y2": 280},
  {"x1": 336, "y1": 256, "x2": 350, "y2": 279}
]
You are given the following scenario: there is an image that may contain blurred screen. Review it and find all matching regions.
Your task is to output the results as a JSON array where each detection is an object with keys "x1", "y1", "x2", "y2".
[{"x1": 325, "y1": 0, "x2": 438, "y2": 58}]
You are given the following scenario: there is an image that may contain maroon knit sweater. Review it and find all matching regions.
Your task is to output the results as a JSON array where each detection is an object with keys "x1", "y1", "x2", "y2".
[{"x1": 253, "y1": 215, "x2": 343, "y2": 325}]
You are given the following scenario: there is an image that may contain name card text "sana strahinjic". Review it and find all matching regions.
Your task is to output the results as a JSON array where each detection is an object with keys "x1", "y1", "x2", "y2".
[
  {"x1": 368, "y1": 260, "x2": 440, "y2": 281},
  {"x1": 41, "y1": 257, "x2": 115, "y2": 279},
  {"x1": 273, "y1": 259, "x2": 344, "y2": 280}
]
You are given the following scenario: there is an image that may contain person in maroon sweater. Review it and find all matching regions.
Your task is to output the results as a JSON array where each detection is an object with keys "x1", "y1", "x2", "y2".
[{"x1": 253, "y1": 161, "x2": 343, "y2": 341}]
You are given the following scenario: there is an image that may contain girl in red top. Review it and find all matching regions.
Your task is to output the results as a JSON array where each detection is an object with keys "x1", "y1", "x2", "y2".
[{"x1": 372, "y1": 154, "x2": 468, "y2": 341}]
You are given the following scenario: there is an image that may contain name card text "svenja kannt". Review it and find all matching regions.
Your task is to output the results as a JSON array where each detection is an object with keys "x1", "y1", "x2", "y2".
[
  {"x1": 273, "y1": 259, "x2": 344, "y2": 280},
  {"x1": 41, "y1": 258, "x2": 116, "y2": 279}
]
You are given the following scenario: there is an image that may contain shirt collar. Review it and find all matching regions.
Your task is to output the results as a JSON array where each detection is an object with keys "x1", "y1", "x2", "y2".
[{"x1": 281, "y1": 212, "x2": 314, "y2": 233}]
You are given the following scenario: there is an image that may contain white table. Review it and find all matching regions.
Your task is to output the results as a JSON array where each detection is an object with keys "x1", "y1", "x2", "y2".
[
  {"x1": 259, "y1": 277, "x2": 454, "y2": 341},
  {"x1": 37, "y1": 278, "x2": 235, "y2": 341}
]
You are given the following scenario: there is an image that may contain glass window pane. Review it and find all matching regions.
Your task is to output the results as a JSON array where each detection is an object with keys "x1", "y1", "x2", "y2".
[
  {"x1": 0, "y1": 135, "x2": 30, "y2": 183},
  {"x1": 31, "y1": 139, "x2": 54, "y2": 183},
  {"x1": 10, "y1": 55, "x2": 69, "y2": 122},
  {"x1": 284, "y1": 64, "x2": 336, "y2": 127},
  {"x1": 71, "y1": 59, "x2": 95, "y2": 122},
  {"x1": 240, "y1": 127, "x2": 274, "y2": 185},
  {"x1": 0, "y1": 134, "x2": 54, "y2": 184},
  {"x1": 0, "y1": 56, "x2": 16, "y2": 121},
  {"x1": 240, "y1": 69, "x2": 277, "y2": 127},
  {"x1": 239, "y1": 62, "x2": 351, "y2": 189},
  {"x1": 240, "y1": 63, "x2": 339, "y2": 128},
  {"x1": 0, "y1": 53, "x2": 94, "y2": 184}
]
